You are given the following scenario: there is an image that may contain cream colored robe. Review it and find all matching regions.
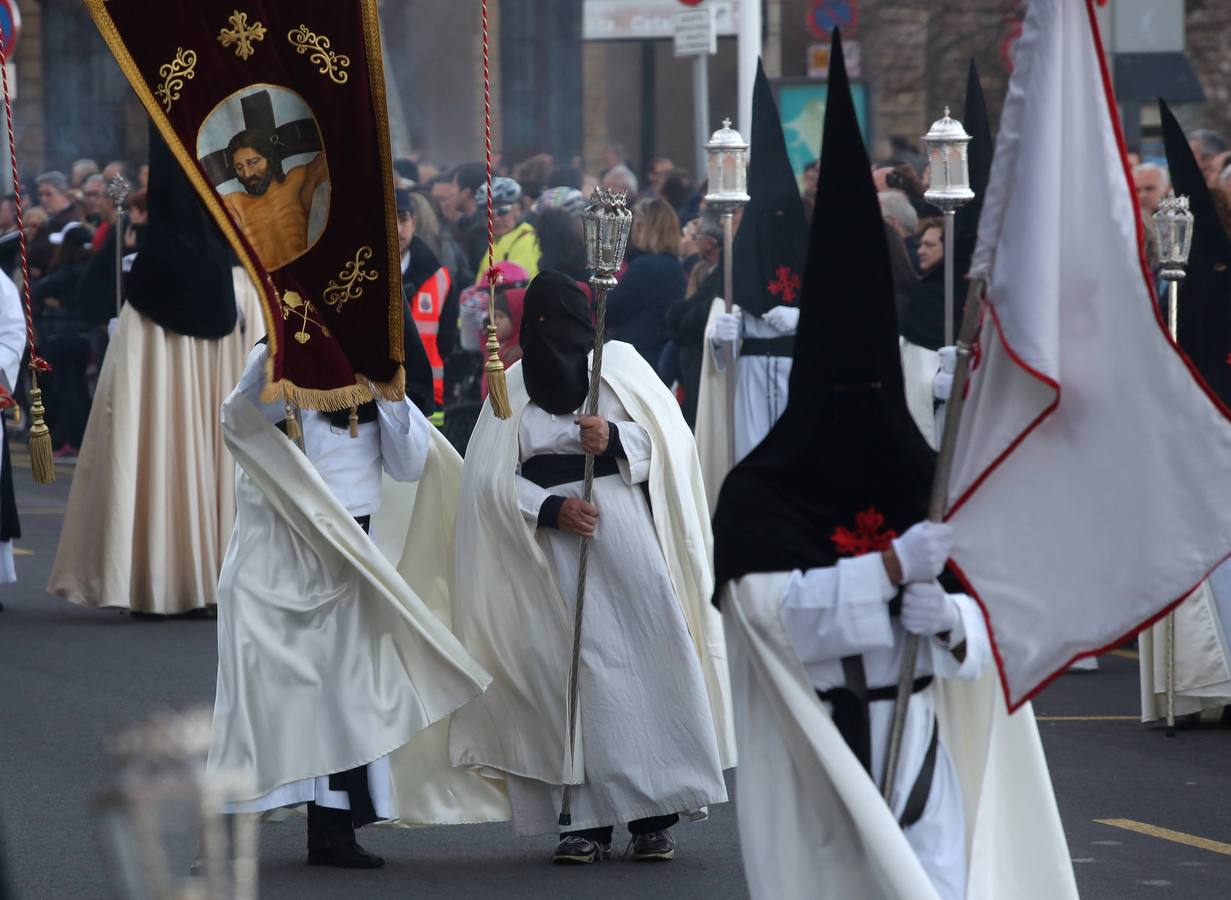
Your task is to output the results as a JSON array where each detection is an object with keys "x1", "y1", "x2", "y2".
[
  {"x1": 48, "y1": 268, "x2": 264, "y2": 612},
  {"x1": 449, "y1": 342, "x2": 736, "y2": 792},
  {"x1": 1139, "y1": 564, "x2": 1231, "y2": 723},
  {"x1": 208, "y1": 385, "x2": 505, "y2": 826},
  {"x1": 723, "y1": 575, "x2": 1077, "y2": 900}
]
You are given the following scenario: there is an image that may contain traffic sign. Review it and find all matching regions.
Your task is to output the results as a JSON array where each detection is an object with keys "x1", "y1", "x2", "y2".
[
  {"x1": 674, "y1": 7, "x2": 717, "y2": 57},
  {"x1": 807, "y1": 0, "x2": 857, "y2": 41},
  {"x1": 0, "y1": 0, "x2": 20, "y2": 62}
]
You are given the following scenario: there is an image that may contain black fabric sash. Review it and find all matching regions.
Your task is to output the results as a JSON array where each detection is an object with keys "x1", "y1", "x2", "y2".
[
  {"x1": 0, "y1": 414, "x2": 19, "y2": 542},
  {"x1": 817, "y1": 659, "x2": 937, "y2": 829},
  {"x1": 520, "y1": 453, "x2": 620, "y2": 489},
  {"x1": 741, "y1": 336, "x2": 796, "y2": 358}
]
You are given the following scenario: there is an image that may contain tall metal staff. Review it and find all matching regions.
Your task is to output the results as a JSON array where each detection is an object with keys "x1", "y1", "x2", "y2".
[
  {"x1": 558, "y1": 188, "x2": 632, "y2": 826},
  {"x1": 921, "y1": 109, "x2": 975, "y2": 345},
  {"x1": 882, "y1": 111, "x2": 977, "y2": 801},
  {"x1": 106, "y1": 174, "x2": 131, "y2": 318},
  {"x1": 1153, "y1": 192, "x2": 1194, "y2": 738},
  {"x1": 704, "y1": 119, "x2": 749, "y2": 314}
]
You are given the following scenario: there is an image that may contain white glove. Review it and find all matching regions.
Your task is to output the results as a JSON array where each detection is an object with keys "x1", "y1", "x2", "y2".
[
  {"x1": 763, "y1": 305, "x2": 800, "y2": 335},
  {"x1": 107, "y1": 317, "x2": 120, "y2": 339},
  {"x1": 711, "y1": 310, "x2": 741, "y2": 346},
  {"x1": 900, "y1": 580, "x2": 959, "y2": 636},
  {"x1": 892, "y1": 520, "x2": 953, "y2": 584},
  {"x1": 933, "y1": 345, "x2": 957, "y2": 401}
]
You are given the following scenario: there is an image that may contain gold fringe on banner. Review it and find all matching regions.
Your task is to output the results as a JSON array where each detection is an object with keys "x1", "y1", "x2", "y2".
[
  {"x1": 27, "y1": 371, "x2": 53, "y2": 484},
  {"x1": 259, "y1": 363, "x2": 406, "y2": 413}
]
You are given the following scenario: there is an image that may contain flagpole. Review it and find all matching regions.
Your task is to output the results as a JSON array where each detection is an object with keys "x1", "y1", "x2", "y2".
[{"x1": 882, "y1": 277, "x2": 983, "y2": 802}]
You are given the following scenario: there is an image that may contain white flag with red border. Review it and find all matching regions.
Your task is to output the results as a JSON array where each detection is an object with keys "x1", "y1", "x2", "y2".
[{"x1": 946, "y1": 0, "x2": 1231, "y2": 709}]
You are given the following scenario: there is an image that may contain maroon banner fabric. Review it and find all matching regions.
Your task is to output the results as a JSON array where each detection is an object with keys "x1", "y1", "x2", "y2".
[{"x1": 85, "y1": 0, "x2": 403, "y2": 409}]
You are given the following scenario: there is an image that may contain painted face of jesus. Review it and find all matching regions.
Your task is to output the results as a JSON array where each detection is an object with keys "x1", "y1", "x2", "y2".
[{"x1": 232, "y1": 146, "x2": 272, "y2": 196}]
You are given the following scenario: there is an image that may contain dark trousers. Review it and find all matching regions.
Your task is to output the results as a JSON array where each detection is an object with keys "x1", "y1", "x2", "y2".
[{"x1": 564, "y1": 813, "x2": 680, "y2": 845}]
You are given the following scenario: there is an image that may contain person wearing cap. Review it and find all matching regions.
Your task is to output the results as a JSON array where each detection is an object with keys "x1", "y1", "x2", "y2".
[{"x1": 473, "y1": 176, "x2": 541, "y2": 285}]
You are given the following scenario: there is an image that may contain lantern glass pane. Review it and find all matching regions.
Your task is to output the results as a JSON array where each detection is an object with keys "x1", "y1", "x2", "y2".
[{"x1": 929, "y1": 147, "x2": 946, "y2": 189}]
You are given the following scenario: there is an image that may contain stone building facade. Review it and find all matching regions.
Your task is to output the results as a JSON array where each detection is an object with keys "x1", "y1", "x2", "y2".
[{"x1": 8, "y1": 1, "x2": 1231, "y2": 182}]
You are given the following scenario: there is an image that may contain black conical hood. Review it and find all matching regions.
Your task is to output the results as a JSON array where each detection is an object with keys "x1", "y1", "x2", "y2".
[
  {"x1": 791, "y1": 30, "x2": 904, "y2": 405},
  {"x1": 732, "y1": 59, "x2": 809, "y2": 318},
  {"x1": 126, "y1": 123, "x2": 238, "y2": 339},
  {"x1": 713, "y1": 30, "x2": 937, "y2": 598},
  {"x1": 1161, "y1": 98, "x2": 1231, "y2": 406},
  {"x1": 955, "y1": 59, "x2": 993, "y2": 278},
  {"x1": 901, "y1": 59, "x2": 994, "y2": 351}
]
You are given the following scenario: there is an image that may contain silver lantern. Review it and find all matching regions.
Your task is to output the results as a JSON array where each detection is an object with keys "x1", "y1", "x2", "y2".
[
  {"x1": 581, "y1": 187, "x2": 633, "y2": 287},
  {"x1": 704, "y1": 118, "x2": 750, "y2": 209},
  {"x1": 1154, "y1": 193, "x2": 1194, "y2": 283},
  {"x1": 922, "y1": 107, "x2": 974, "y2": 211},
  {"x1": 921, "y1": 107, "x2": 976, "y2": 345},
  {"x1": 704, "y1": 118, "x2": 750, "y2": 313},
  {"x1": 94, "y1": 708, "x2": 257, "y2": 900}
]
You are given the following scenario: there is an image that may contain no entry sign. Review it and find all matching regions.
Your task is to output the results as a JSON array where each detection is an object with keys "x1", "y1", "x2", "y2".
[{"x1": 0, "y1": 0, "x2": 20, "y2": 62}]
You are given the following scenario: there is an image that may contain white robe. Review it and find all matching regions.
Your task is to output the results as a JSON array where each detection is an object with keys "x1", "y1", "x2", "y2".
[
  {"x1": 504, "y1": 383, "x2": 726, "y2": 834},
  {"x1": 221, "y1": 345, "x2": 430, "y2": 816},
  {"x1": 0, "y1": 270, "x2": 24, "y2": 583},
  {"x1": 697, "y1": 302, "x2": 794, "y2": 513},
  {"x1": 776, "y1": 557, "x2": 989, "y2": 899},
  {"x1": 208, "y1": 364, "x2": 495, "y2": 823},
  {"x1": 449, "y1": 342, "x2": 735, "y2": 831},
  {"x1": 723, "y1": 571, "x2": 1078, "y2": 900},
  {"x1": 901, "y1": 338, "x2": 941, "y2": 450},
  {"x1": 1139, "y1": 559, "x2": 1231, "y2": 722}
]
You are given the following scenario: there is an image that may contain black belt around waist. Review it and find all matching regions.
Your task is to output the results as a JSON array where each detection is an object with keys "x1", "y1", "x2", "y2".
[
  {"x1": 818, "y1": 664, "x2": 937, "y2": 830},
  {"x1": 520, "y1": 453, "x2": 620, "y2": 488},
  {"x1": 741, "y1": 335, "x2": 795, "y2": 357}
]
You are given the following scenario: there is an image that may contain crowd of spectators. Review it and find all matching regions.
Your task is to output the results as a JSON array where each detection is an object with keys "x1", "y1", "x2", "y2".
[{"x1": 8, "y1": 131, "x2": 1016, "y2": 459}]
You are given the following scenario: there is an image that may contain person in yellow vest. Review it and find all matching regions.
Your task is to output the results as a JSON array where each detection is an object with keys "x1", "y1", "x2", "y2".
[
  {"x1": 398, "y1": 188, "x2": 457, "y2": 417},
  {"x1": 472, "y1": 177, "x2": 540, "y2": 285}
]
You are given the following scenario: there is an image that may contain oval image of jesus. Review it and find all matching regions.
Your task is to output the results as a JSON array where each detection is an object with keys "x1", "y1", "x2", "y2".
[{"x1": 197, "y1": 84, "x2": 330, "y2": 271}]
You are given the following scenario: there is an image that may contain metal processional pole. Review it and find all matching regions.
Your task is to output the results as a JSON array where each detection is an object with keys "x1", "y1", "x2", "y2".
[
  {"x1": 1153, "y1": 192, "x2": 1194, "y2": 738},
  {"x1": 106, "y1": 175, "x2": 131, "y2": 319},
  {"x1": 882, "y1": 107, "x2": 976, "y2": 802}
]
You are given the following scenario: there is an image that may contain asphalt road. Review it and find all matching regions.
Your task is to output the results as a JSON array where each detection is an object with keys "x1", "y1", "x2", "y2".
[{"x1": 2, "y1": 455, "x2": 1230, "y2": 899}]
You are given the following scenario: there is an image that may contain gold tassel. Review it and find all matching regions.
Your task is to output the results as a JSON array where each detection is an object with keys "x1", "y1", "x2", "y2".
[
  {"x1": 283, "y1": 401, "x2": 303, "y2": 447},
  {"x1": 28, "y1": 371, "x2": 53, "y2": 485},
  {"x1": 484, "y1": 322, "x2": 512, "y2": 419},
  {"x1": 348, "y1": 405, "x2": 359, "y2": 438}
]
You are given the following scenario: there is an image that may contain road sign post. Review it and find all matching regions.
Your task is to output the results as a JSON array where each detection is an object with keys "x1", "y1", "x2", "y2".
[{"x1": 674, "y1": 7, "x2": 715, "y2": 185}]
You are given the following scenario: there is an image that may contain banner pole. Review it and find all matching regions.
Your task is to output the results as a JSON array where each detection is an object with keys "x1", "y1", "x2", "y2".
[{"x1": 882, "y1": 277, "x2": 984, "y2": 801}]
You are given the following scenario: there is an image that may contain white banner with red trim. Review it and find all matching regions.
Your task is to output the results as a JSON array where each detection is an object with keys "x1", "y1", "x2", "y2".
[{"x1": 945, "y1": 0, "x2": 1231, "y2": 709}]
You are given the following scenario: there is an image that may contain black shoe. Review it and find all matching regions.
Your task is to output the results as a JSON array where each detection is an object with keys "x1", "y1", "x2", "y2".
[
  {"x1": 307, "y1": 841, "x2": 385, "y2": 869},
  {"x1": 628, "y1": 829, "x2": 675, "y2": 862},
  {"x1": 552, "y1": 835, "x2": 612, "y2": 865}
]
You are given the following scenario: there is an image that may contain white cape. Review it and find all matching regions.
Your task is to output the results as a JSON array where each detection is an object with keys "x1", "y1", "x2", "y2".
[
  {"x1": 696, "y1": 298, "x2": 736, "y2": 516},
  {"x1": 449, "y1": 341, "x2": 736, "y2": 784},
  {"x1": 723, "y1": 574, "x2": 1077, "y2": 900},
  {"x1": 1139, "y1": 567, "x2": 1231, "y2": 722},
  {"x1": 209, "y1": 388, "x2": 501, "y2": 826},
  {"x1": 901, "y1": 338, "x2": 940, "y2": 450}
]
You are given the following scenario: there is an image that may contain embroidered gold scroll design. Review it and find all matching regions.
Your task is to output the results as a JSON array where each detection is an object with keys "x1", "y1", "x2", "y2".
[
  {"x1": 281, "y1": 291, "x2": 331, "y2": 344},
  {"x1": 323, "y1": 246, "x2": 378, "y2": 312},
  {"x1": 287, "y1": 25, "x2": 351, "y2": 84},
  {"x1": 155, "y1": 48, "x2": 196, "y2": 111},
  {"x1": 218, "y1": 11, "x2": 267, "y2": 61}
]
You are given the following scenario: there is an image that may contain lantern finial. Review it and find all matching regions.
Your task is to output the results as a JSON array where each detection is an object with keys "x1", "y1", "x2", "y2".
[
  {"x1": 1154, "y1": 192, "x2": 1194, "y2": 282},
  {"x1": 704, "y1": 116, "x2": 751, "y2": 209},
  {"x1": 922, "y1": 107, "x2": 975, "y2": 211}
]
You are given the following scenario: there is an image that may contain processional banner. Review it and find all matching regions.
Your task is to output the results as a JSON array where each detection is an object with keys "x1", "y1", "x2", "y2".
[{"x1": 84, "y1": 0, "x2": 403, "y2": 409}]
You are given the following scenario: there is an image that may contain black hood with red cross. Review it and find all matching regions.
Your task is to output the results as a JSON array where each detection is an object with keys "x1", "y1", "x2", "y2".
[{"x1": 731, "y1": 60, "x2": 809, "y2": 319}]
